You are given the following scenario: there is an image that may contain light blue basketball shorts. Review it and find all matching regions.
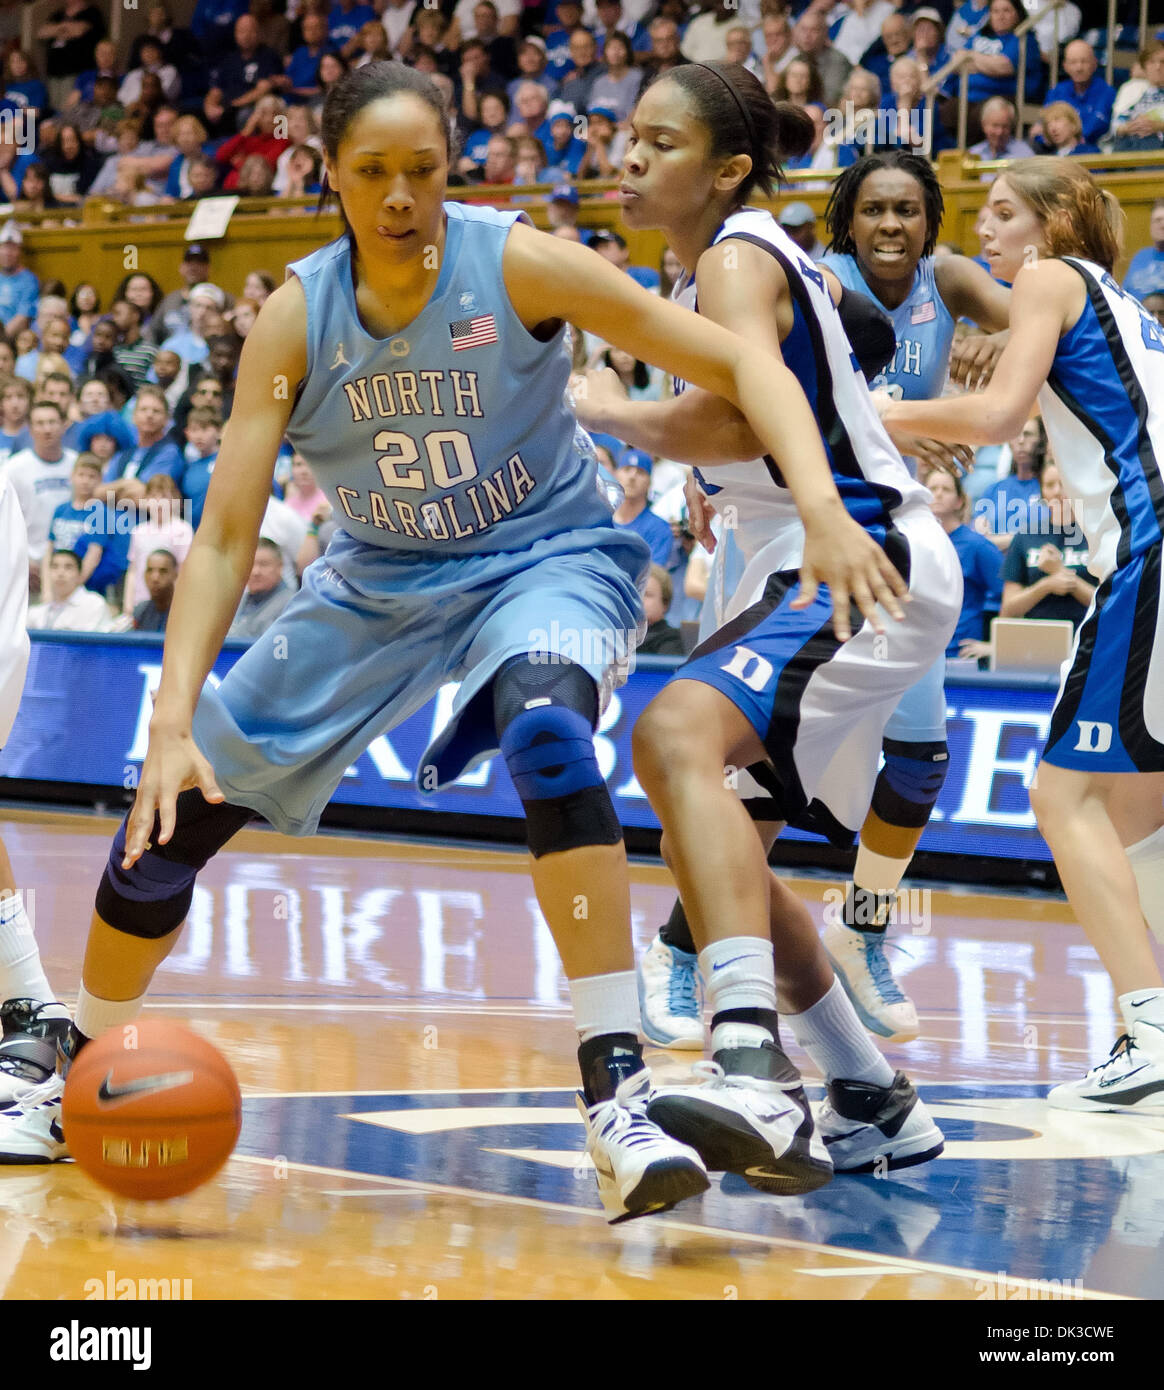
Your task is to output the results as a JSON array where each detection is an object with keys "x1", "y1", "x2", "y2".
[{"x1": 192, "y1": 525, "x2": 649, "y2": 835}]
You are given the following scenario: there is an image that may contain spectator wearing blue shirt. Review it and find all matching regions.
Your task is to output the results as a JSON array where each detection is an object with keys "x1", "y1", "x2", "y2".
[
  {"x1": 946, "y1": 0, "x2": 991, "y2": 53},
  {"x1": 543, "y1": 0, "x2": 587, "y2": 83},
  {"x1": 587, "y1": 229, "x2": 660, "y2": 291},
  {"x1": 951, "y1": 0, "x2": 1043, "y2": 114},
  {"x1": 175, "y1": 404, "x2": 221, "y2": 530},
  {"x1": 593, "y1": 0, "x2": 652, "y2": 57},
  {"x1": 1124, "y1": 200, "x2": 1164, "y2": 304},
  {"x1": 612, "y1": 448, "x2": 673, "y2": 567},
  {"x1": 0, "y1": 223, "x2": 39, "y2": 338},
  {"x1": 282, "y1": 11, "x2": 335, "y2": 103},
  {"x1": 328, "y1": 0, "x2": 377, "y2": 57},
  {"x1": 507, "y1": 37, "x2": 557, "y2": 102},
  {"x1": 4, "y1": 50, "x2": 49, "y2": 115},
  {"x1": 908, "y1": 8, "x2": 952, "y2": 93},
  {"x1": 1031, "y1": 101, "x2": 1099, "y2": 156},
  {"x1": 926, "y1": 464, "x2": 1002, "y2": 657},
  {"x1": 862, "y1": 11, "x2": 913, "y2": 92},
  {"x1": 0, "y1": 375, "x2": 32, "y2": 461},
  {"x1": 972, "y1": 417, "x2": 1046, "y2": 552},
  {"x1": 1041, "y1": 40, "x2": 1115, "y2": 144},
  {"x1": 105, "y1": 386, "x2": 183, "y2": 490},
  {"x1": 70, "y1": 37, "x2": 122, "y2": 106},
  {"x1": 45, "y1": 452, "x2": 129, "y2": 596},
  {"x1": 537, "y1": 106, "x2": 588, "y2": 175}
]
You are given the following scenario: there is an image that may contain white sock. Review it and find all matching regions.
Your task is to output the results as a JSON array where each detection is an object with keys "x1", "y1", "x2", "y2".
[
  {"x1": 568, "y1": 970, "x2": 640, "y2": 1043},
  {"x1": 0, "y1": 892, "x2": 59, "y2": 1010},
  {"x1": 73, "y1": 985, "x2": 147, "y2": 1043},
  {"x1": 700, "y1": 937, "x2": 777, "y2": 1053},
  {"x1": 1126, "y1": 825, "x2": 1164, "y2": 946},
  {"x1": 787, "y1": 977, "x2": 895, "y2": 1086}
]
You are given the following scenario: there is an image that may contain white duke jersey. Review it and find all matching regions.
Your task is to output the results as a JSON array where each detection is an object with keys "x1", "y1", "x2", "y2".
[
  {"x1": 1038, "y1": 257, "x2": 1164, "y2": 582},
  {"x1": 672, "y1": 207, "x2": 930, "y2": 606}
]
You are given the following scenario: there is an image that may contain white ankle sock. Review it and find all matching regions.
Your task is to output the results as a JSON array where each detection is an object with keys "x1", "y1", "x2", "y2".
[
  {"x1": 1125, "y1": 825, "x2": 1164, "y2": 946},
  {"x1": 568, "y1": 971, "x2": 640, "y2": 1043},
  {"x1": 787, "y1": 977, "x2": 895, "y2": 1086},
  {"x1": 0, "y1": 892, "x2": 57, "y2": 1008},
  {"x1": 73, "y1": 985, "x2": 147, "y2": 1043},
  {"x1": 699, "y1": 937, "x2": 777, "y2": 1053}
]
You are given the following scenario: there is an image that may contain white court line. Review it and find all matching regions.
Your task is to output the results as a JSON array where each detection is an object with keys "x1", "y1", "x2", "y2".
[
  {"x1": 140, "y1": 1001, "x2": 572, "y2": 1017},
  {"x1": 228, "y1": 1153, "x2": 1130, "y2": 1299},
  {"x1": 916, "y1": 1035, "x2": 1093, "y2": 1055}
]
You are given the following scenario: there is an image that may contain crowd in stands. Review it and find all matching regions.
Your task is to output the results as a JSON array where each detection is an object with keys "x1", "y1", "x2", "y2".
[{"x1": 0, "y1": 0, "x2": 1158, "y2": 652}]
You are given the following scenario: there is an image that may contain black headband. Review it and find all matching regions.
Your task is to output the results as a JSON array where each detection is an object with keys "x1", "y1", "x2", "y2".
[{"x1": 691, "y1": 61, "x2": 757, "y2": 154}]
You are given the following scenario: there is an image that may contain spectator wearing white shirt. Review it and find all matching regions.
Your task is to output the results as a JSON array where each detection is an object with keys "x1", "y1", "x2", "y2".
[
  {"x1": 827, "y1": 0, "x2": 897, "y2": 67},
  {"x1": 3, "y1": 400, "x2": 78, "y2": 582},
  {"x1": 117, "y1": 38, "x2": 180, "y2": 106},
  {"x1": 27, "y1": 549, "x2": 116, "y2": 631},
  {"x1": 259, "y1": 492, "x2": 308, "y2": 585},
  {"x1": 380, "y1": 0, "x2": 417, "y2": 56},
  {"x1": 450, "y1": 0, "x2": 520, "y2": 42},
  {"x1": 682, "y1": 0, "x2": 749, "y2": 63}
]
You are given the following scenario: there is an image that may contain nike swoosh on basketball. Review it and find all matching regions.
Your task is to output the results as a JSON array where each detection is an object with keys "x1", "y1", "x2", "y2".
[{"x1": 97, "y1": 1070, "x2": 195, "y2": 1105}]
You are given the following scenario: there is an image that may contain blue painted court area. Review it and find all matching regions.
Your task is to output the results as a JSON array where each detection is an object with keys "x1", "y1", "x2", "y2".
[{"x1": 239, "y1": 1084, "x2": 1164, "y2": 1299}]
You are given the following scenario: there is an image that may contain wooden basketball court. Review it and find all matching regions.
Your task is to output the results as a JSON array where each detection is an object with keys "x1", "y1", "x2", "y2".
[{"x1": 1, "y1": 807, "x2": 1160, "y2": 1302}]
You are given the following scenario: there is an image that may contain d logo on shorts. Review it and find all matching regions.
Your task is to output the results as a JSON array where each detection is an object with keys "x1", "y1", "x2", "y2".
[
  {"x1": 721, "y1": 646, "x2": 774, "y2": 693},
  {"x1": 1074, "y1": 720, "x2": 1113, "y2": 753}
]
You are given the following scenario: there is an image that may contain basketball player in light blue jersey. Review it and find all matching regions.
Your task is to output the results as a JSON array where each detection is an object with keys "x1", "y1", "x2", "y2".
[
  {"x1": 581, "y1": 62, "x2": 960, "y2": 1188},
  {"x1": 881, "y1": 158, "x2": 1164, "y2": 1116},
  {"x1": 0, "y1": 63, "x2": 911, "y2": 1223}
]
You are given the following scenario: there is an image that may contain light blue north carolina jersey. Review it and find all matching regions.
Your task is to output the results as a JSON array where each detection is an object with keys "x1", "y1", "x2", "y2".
[
  {"x1": 285, "y1": 201, "x2": 613, "y2": 554},
  {"x1": 819, "y1": 253, "x2": 955, "y2": 404},
  {"x1": 1038, "y1": 257, "x2": 1164, "y2": 582}
]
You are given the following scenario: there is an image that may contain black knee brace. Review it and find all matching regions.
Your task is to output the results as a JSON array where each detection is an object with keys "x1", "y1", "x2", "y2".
[
  {"x1": 95, "y1": 792, "x2": 253, "y2": 937},
  {"x1": 493, "y1": 654, "x2": 622, "y2": 858},
  {"x1": 870, "y1": 739, "x2": 950, "y2": 830}
]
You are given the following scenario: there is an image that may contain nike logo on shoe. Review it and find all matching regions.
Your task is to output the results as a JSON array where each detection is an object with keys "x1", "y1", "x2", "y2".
[
  {"x1": 1097, "y1": 1065, "x2": 1149, "y2": 1089},
  {"x1": 49, "y1": 1120, "x2": 64, "y2": 1143},
  {"x1": 97, "y1": 1070, "x2": 194, "y2": 1105}
]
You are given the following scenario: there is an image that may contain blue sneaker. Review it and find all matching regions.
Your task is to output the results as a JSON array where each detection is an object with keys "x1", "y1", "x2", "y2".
[
  {"x1": 823, "y1": 921, "x2": 919, "y2": 1042},
  {"x1": 637, "y1": 933, "x2": 704, "y2": 1050}
]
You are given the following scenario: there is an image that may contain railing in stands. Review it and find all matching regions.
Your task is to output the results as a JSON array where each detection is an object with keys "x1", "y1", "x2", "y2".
[{"x1": 1107, "y1": 0, "x2": 1151, "y2": 86}]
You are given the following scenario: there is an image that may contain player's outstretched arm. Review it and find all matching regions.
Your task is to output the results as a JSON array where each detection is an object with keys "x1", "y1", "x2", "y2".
[
  {"x1": 881, "y1": 261, "x2": 1079, "y2": 444},
  {"x1": 505, "y1": 226, "x2": 907, "y2": 639},
  {"x1": 122, "y1": 280, "x2": 307, "y2": 868}
]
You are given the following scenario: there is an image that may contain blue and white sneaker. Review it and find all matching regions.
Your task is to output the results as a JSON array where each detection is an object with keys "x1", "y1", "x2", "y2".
[
  {"x1": 823, "y1": 921, "x2": 919, "y2": 1043},
  {"x1": 0, "y1": 1073, "x2": 68, "y2": 1163},
  {"x1": 816, "y1": 1072, "x2": 944, "y2": 1172},
  {"x1": 1047, "y1": 1030, "x2": 1164, "y2": 1114},
  {"x1": 637, "y1": 932, "x2": 703, "y2": 1050}
]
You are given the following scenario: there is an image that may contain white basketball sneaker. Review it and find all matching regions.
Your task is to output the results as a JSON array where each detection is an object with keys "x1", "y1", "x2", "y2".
[
  {"x1": 648, "y1": 1045, "x2": 833, "y2": 1196},
  {"x1": 1047, "y1": 1029, "x2": 1164, "y2": 1114},
  {"x1": 637, "y1": 933, "x2": 704, "y2": 1050},
  {"x1": 823, "y1": 921, "x2": 919, "y2": 1042},
  {"x1": 578, "y1": 1069, "x2": 709, "y2": 1223},
  {"x1": 0, "y1": 1073, "x2": 68, "y2": 1163},
  {"x1": 816, "y1": 1071, "x2": 944, "y2": 1172}
]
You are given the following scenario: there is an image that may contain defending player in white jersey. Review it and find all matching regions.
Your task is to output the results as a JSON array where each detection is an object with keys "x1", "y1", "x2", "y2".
[
  {"x1": 880, "y1": 158, "x2": 1164, "y2": 1115},
  {"x1": 0, "y1": 473, "x2": 71, "y2": 1103},
  {"x1": 582, "y1": 61, "x2": 959, "y2": 1189}
]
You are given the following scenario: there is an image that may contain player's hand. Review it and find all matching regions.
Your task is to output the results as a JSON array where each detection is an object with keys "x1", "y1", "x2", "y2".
[
  {"x1": 958, "y1": 637, "x2": 991, "y2": 661},
  {"x1": 122, "y1": 722, "x2": 223, "y2": 870},
  {"x1": 950, "y1": 332, "x2": 1008, "y2": 391},
  {"x1": 683, "y1": 469, "x2": 717, "y2": 552},
  {"x1": 795, "y1": 509, "x2": 909, "y2": 641},
  {"x1": 895, "y1": 430, "x2": 974, "y2": 476}
]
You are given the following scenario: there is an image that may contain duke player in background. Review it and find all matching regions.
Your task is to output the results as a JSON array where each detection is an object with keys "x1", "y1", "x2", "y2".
[
  {"x1": 0, "y1": 62, "x2": 910, "y2": 1224},
  {"x1": 880, "y1": 158, "x2": 1164, "y2": 1116},
  {"x1": 578, "y1": 61, "x2": 958, "y2": 1191}
]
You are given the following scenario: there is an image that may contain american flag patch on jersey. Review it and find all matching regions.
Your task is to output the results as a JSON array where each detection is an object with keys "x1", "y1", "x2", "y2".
[
  {"x1": 449, "y1": 314, "x2": 499, "y2": 350},
  {"x1": 911, "y1": 300, "x2": 936, "y2": 324}
]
